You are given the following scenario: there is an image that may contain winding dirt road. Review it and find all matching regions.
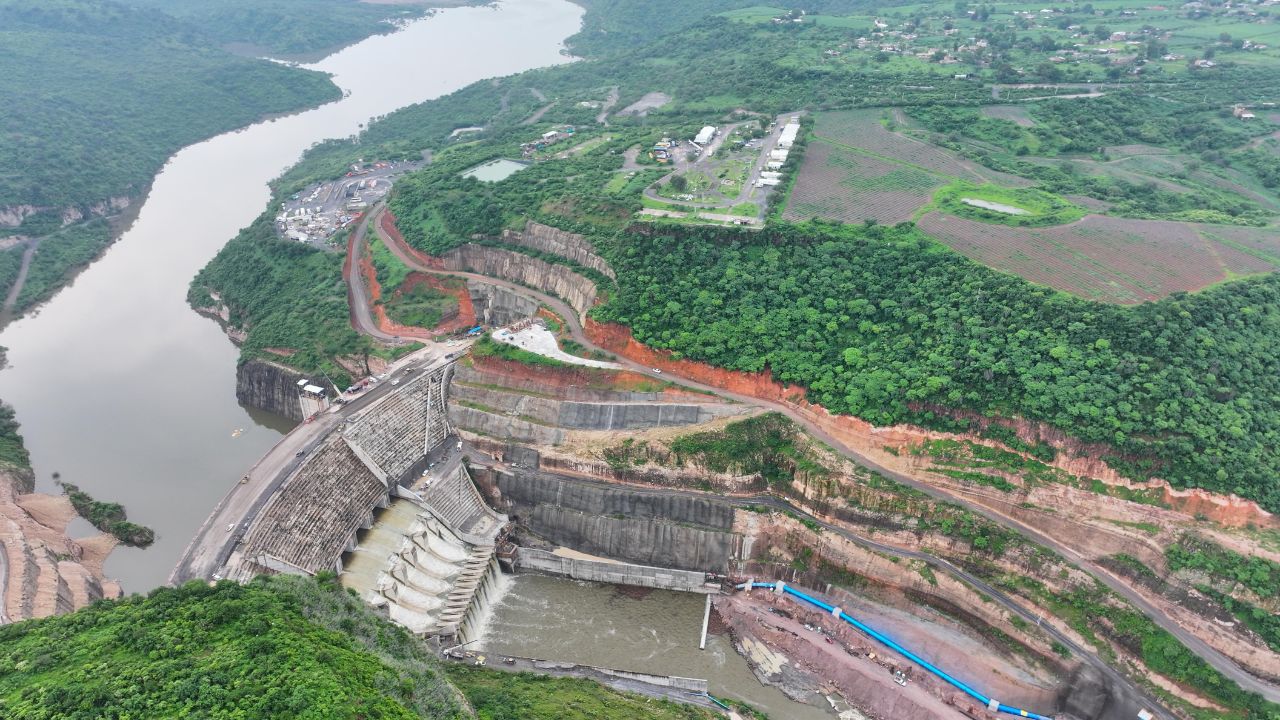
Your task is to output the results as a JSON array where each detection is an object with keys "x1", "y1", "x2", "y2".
[{"x1": 355, "y1": 204, "x2": 1280, "y2": 706}]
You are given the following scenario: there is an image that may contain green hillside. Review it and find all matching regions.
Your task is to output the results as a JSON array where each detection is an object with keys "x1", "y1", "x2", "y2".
[{"x1": 0, "y1": 575, "x2": 718, "y2": 720}]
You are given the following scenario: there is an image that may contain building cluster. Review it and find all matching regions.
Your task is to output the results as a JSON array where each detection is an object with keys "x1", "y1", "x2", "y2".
[
  {"x1": 756, "y1": 116, "x2": 801, "y2": 187},
  {"x1": 520, "y1": 126, "x2": 575, "y2": 156},
  {"x1": 275, "y1": 163, "x2": 401, "y2": 245},
  {"x1": 649, "y1": 137, "x2": 684, "y2": 164}
]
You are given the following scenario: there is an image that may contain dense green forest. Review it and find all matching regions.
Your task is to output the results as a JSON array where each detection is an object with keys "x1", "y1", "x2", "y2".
[
  {"x1": 123, "y1": 0, "x2": 437, "y2": 56},
  {"x1": 0, "y1": 574, "x2": 716, "y2": 720},
  {"x1": 188, "y1": 214, "x2": 368, "y2": 386},
  {"x1": 0, "y1": 402, "x2": 33, "y2": 491},
  {"x1": 0, "y1": 0, "x2": 340, "y2": 215},
  {"x1": 595, "y1": 221, "x2": 1280, "y2": 512}
]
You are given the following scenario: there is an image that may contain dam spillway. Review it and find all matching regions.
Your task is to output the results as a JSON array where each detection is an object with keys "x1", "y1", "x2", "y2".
[{"x1": 214, "y1": 358, "x2": 507, "y2": 639}]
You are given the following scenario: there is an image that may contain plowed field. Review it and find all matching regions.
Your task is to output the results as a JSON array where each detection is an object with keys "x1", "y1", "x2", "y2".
[
  {"x1": 918, "y1": 212, "x2": 1277, "y2": 303},
  {"x1": 783, "y1": 140, "x2": 942, "y2": 224}
]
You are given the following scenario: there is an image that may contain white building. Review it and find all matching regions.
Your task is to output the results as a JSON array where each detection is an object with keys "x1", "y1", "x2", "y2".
[
  {"x1": 777, "y1": 118, "x2": 802, "y2": 148},
  {"x1": 694, "y1": 126, "x2": 717, "y2": 145}
]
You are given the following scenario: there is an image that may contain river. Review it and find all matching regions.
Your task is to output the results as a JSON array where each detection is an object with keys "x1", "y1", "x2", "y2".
[
  {"x1": 477, "y1": 574, "x2": 835, "y2": 720},
  {"x1": 0, "y1": 0, "x2": 583, "y2": 592}
]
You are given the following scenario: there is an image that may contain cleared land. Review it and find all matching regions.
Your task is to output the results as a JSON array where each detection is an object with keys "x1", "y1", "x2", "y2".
[
  {"x1": 917, "y1": 212, "x2": 1276, "y2": 303},
  {"x1": 816, "y1": 109, "x2": 989, "y2": 180},
  {"x1": 784, "y1": 140, "x2": 942, "y2": 224},
  {"x1": 980, "y1": 105, "x2": 1035, "y2": 127}
]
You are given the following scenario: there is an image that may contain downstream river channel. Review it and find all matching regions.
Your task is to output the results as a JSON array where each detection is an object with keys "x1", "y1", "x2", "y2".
[
  {"x1": 0, "y1": 0, "x2": 582, "y2": 591},
  {"x1": 479, "y1": 574, "x2": 835, "y2": 720}
]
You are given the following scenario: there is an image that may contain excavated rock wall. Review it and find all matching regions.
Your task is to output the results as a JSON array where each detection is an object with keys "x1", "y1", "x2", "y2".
[
  {"x1": 235, "y1": 359, "x2": 306, "y2": 422},
  {"x1": 1, "y1": 472, "x2": 120, "y2": 622},
  {"x1": 444, "y1": 245, "x2": 597, "y2": 317},
  {"x1": 466, "y1": 281, "x2": 540, "y2": 327},
  {"x1": 501, "y1": 221, "x2": 615, "y2": 280},
  {"x1": 492, "y1": 468, "x2": 735, "y2": 572}
]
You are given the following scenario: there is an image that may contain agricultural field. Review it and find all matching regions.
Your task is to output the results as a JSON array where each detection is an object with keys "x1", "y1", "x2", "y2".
[
  {"x1": 784, "y1": 139, "x2": 942, "y2": 224},
  {"x1": 917, "y1": 212, "x2": 1277, "y2": 303},
  {"x1": 815, "y1": 110, "x2": 991, "y2": 181}
]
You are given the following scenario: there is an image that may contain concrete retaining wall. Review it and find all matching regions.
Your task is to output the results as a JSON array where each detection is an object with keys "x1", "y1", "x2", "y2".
[
  {"x1": 497, "y1": 470, "x2": 735, "y2": 529},
  {"x1": 525, "y1": 505, "x2": 734, "y2": 572},
  {"x1": 515, "y1": 547, "x2": 715, "y2": 593},
  {"x1": 450, "y1": 383, "x2": 733, "y2": 431},
  {"x1": 449, "y1": 406, "x2": 565, "y2": 446}
]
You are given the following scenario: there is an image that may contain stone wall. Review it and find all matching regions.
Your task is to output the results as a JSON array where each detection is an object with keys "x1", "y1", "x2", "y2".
[
  {"x1": 497, "y1": 470, "x2": 735, "y2": 529},
  {"x1": 501, "y1": 221, "x2": 615, "y2": 280},
  {"x1": 515, "y1": 547, "x2": 714, "y2": 593},
  {"x1": 235, "y1": 359, "x2": 306, "y2": 422}
]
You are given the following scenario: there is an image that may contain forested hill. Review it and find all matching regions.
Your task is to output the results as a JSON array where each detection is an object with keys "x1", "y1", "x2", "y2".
[
  {"x1": 0, "y1": 0, "x2": 339, "y2": 217},
  {"x1": 122, "y1": 0, "x2": 446, "y2": 58},
  {"x1": 0, "y1": 575, "x2": 720, "y2": 720}
]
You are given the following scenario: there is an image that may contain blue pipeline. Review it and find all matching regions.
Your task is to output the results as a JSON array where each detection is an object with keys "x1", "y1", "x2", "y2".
[{"x1": 737, "y1": 581, "x2": 1053, "y2": 720}]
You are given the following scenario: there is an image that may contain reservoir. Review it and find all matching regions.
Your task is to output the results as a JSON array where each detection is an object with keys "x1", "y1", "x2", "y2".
[{"x1": 0, "y1": 0, "x2": 583, "y2": 591}]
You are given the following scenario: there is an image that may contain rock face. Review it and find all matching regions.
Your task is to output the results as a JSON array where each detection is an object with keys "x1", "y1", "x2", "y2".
[
  {"x1": 444, "y1": 245, "x2": 597, "y2": 318},
  {"x1": 501, "y1": 221, "x2": 615, "y2": 280},
  {"x1": 1, "y1": 471, "x2": 121, "y2": 623},
  {"x1": 235, "y1": 359, "x2": 306, "y2": 422},
  {"x1": 493, "y1": 468, "x2": 736, "y2": 572},
  {"x1": 466, "y1": 281, "x2": 540, "y2": 327}
]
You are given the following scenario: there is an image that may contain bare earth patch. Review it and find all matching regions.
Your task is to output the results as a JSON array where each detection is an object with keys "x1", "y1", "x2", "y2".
[{"x1": 917, "y1": 212, "x2": 1276, "y2": 303}]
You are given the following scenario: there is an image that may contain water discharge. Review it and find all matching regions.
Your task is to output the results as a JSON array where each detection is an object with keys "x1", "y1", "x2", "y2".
[
  {"x1": 0, "y1": 0, "x2": 583, "y2": 592},
  {"x1": 479, "y1": 574, "x2": 835, "y2": 719}
]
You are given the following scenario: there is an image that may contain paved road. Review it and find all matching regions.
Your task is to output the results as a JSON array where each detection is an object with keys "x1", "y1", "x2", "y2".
[
  {"x1": 169, "y1": 347, "x2": 454, "y2": 585},
  {"x1": 366, "y1": 212, "x2": 1280, "y2": 704}
]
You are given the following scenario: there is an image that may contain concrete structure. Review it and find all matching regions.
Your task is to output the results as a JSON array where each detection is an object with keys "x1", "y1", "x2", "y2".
[
  {"x1": 515, "y1": 547, "x2": 717, "y2": 593},
  {"x1": 215, "y1": 359, "x2": 511, "y2": 640}
]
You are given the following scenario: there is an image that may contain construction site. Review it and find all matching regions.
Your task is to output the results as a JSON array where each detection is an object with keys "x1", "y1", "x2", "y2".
[{"x1": 170, "y1": 210, "x2": 1177, "y2": 720}]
